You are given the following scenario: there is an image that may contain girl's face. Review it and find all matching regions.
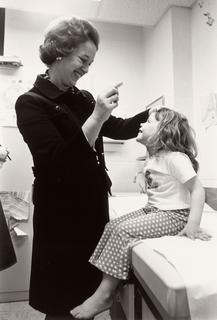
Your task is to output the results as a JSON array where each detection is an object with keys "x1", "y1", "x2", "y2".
[
  {"x1": 136, "y1": 112, "x2": 160, "y2": 145},
  {"x1": 51, "y1": 40, "x2": 97, "y2": 90}
]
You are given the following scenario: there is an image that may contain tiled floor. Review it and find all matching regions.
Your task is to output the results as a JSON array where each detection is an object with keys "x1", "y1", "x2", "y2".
[
  {"x1": 0, "y1": 301, "x2": 112, "y2": 320},
  {"x1": 0, "y1": 301, "x2": 44, "y2": 320},
  {"x1": 0, "y1": 293, "x2": 128, "y2": 320}
]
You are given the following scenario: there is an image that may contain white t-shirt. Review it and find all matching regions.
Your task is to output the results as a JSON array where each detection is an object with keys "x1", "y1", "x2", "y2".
[{"x1": 143, "y1": 151, "x2": 196, "y2": 210}]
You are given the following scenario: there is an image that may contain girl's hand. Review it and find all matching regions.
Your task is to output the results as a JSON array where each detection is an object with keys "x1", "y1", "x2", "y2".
[
  {"x1": 93, "y1": 83, "x2": 123, "y2": 123},
  {"x1": 178, "y1": 223, "x2": 212, "y2": 241},
  {"x1": 133, "y1": 171, "x2": 146, "y2": 193}
]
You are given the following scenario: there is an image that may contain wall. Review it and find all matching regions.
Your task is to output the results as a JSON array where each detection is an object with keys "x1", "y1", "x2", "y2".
[
  {"x1": 191, "y1": 0, "x2": 217, "y2": 187},
  {"x1": 0, "y1": 9, "x2": 47, "y2": 191},
  {"x1": 142, "y1": 10, "x2": 174, "y2": 108},
  {"x1": 141, "y1": 6, "x2": 193, "y2": 122},
  {"x1": 90, "y1": 21, "x2": 146, "y2": 192},
  {"x1": 172, "y1": 7, "x2": 193, "y2": 122}
]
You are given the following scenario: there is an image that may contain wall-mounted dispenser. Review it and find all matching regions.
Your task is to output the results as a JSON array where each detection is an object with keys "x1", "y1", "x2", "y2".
[{"x1": 0, "y1": 56, "x2": 23, "y2": 67}]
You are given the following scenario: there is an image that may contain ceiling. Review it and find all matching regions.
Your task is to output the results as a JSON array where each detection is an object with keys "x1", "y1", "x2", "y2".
[{"x1": 0, "y1": 0, "x2": 197, "y2": 27}]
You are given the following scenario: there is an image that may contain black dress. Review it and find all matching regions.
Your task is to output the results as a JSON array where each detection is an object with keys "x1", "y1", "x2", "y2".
[{"x1": 15, "y1": 74, "x2": 149, "y2": 315}]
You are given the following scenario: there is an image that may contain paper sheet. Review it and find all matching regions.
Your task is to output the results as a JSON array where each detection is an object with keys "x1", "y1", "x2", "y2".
[
  {"x1": 143, "y1": 212, "x2": 217, "y2": 320},
  {"x1": 0, "y1": 191, "x2": 30, "y2": 221},
  {"x1": 109, "y1": 193, "x2": 147, "y2": 219}
]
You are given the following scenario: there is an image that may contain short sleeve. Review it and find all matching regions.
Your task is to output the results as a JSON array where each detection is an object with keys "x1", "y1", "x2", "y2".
[{"x1": 168, "y1": 152, "x2": 196, "y2": 183}]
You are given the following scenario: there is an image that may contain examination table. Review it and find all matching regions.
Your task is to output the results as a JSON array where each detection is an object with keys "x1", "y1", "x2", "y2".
[{"x1": 109, "y1": 192, "x2": 217, "y2": 320}]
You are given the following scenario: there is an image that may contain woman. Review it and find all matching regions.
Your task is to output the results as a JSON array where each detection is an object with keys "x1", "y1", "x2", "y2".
[{"x1": 15, "y1": 16, "x2": 149, "y2": 319}]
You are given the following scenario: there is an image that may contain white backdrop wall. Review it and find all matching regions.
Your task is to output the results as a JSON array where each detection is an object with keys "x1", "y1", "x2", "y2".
[
  {"x1": 142, "y1": 9, "x2": 174, "y2": 108},
  {"x1": 142, "y1": 6, "x2": 193, "y2": 122},
  {"x1": 171, "y1": 7, "x2": 193, "y2": 122},
  {"x1": 191, "y1": 0, "x2": 217, "y2": 187}
]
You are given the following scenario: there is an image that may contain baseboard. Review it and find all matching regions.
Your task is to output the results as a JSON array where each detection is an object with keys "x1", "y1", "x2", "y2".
[{"x1": 0, "y1": 290, "x2": 29, "y2": 302}]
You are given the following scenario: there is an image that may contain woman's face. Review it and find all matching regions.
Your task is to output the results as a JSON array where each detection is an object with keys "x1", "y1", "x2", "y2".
[
  {"x1": 51, "y1": 40, "x2": 97, "y2": 89},
  {"x1": 136, "y1": 112, "x2": 160, "y2": 145}
]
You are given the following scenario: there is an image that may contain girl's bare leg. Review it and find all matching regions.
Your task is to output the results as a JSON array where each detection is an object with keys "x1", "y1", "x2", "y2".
[{"x1": 70, "y1": 273, "x2": 120, "y2": 319}]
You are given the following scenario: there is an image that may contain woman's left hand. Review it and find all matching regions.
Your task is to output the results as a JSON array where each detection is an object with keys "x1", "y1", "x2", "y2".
[{"x1": 178, "y1": 224, "x2": 212, "y2": 241}]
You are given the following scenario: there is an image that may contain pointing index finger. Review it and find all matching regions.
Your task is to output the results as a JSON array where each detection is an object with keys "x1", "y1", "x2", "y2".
[{"x1": 114, "y1": 82, "x2": 123, "y2": 89}]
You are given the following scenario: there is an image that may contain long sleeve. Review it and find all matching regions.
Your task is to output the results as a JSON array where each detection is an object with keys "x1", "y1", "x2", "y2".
[
  {"x1": 101, "y1": 110, "x2": 149, "y2": 140},
  {"x1": 15, "y1": 93, "x2": 95, "y2": 177},
  {"x1": 80, "y1": 89, "x2": 149, "y2": 140}
]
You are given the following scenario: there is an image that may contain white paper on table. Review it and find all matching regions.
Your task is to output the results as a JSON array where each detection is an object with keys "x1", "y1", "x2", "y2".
[
  {"x1": 109, "y1": 193, "x2": 147, "y2": 219},
  {"x1": 142, "y1": 213, "x2": 217, "y2": 320}
]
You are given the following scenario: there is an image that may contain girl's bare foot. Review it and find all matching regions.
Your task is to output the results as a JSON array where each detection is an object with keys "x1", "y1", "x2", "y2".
[{"x1": 70, "y1": 292, "x2": 113, "y2": 319}]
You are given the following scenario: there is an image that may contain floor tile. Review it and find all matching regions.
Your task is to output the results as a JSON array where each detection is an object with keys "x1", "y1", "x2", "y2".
[{"x1": 0, "y1": 301, "x2": 112, "y2": 320}]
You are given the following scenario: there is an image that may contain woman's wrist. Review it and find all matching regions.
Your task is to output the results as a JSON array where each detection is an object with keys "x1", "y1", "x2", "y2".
[
  {"x1": 91, "y1": 112, "x2": 107, "y2": 124},
  {"x1": 82, "y1": 114, "x2": 105, "y2": 147}
]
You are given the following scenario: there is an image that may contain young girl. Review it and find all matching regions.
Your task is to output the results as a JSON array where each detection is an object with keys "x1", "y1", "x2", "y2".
[{"x1": 71, "y1": 107, "x2": 210, "y2": 319}]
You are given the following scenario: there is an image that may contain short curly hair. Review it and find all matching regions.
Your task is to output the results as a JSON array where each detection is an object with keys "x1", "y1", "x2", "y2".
[{"x1": 39, "y1": 16, "x2": 100, "y2": 66}]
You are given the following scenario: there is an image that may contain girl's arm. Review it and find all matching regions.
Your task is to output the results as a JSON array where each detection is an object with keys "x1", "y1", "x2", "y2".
[{"x1": 178, "y1": 176, "x2": 211, "y2": 240}]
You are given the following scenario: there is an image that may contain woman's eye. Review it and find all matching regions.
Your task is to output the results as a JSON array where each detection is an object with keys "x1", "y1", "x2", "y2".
[{"x1": 80, "y1": 57, "x2": 92, "y2": 67}]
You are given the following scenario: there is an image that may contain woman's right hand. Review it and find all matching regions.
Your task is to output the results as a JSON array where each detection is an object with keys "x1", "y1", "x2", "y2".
[{"x1": 92, "y1": 83, "x2": 122, "y2": 123}]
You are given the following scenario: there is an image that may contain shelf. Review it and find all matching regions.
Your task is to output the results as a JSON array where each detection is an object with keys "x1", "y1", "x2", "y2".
[
  {"x1": 0, "y1": 56, "x2": 23, "y2": 68},
  {"x1": 103, "y1": 138, "x2": 124, "y2": 144}
]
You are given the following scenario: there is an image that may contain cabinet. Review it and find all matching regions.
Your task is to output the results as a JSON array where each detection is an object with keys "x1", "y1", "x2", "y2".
[{"x1": 0, "y1": 204, "x2": 33, "y2": 302}]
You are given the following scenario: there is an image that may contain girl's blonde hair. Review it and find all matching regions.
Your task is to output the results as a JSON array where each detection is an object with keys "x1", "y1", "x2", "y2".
[{"x1": 148, "y1": 107, "x2": 199, "y2": 172}]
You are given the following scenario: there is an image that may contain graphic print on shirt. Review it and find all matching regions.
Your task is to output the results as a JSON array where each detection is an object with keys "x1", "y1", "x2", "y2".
[{"x1": 145, "y1": 170, "x2": 159, "y2": 190}]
